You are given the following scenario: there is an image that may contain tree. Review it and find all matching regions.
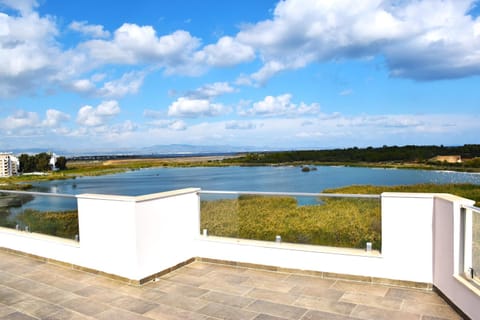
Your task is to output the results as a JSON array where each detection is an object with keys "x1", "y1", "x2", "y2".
[{"x1": 55, "y1": 157, "x2": 67, "y2": 170}]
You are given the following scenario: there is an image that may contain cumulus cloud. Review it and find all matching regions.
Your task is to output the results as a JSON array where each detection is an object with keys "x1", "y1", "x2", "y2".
[
  {"x1": 167, "y1": 97, "x2": 227, "y2": 118},
  {"x1": 241, "y1": 94, "x2": 320, "y2": 117},
  {"x1": 196, "y1": 36, "x2": 255, "y2": 67},
  {"x1": 42, "y1": 109, "x2": 70, "y2": 127},
  {"x1": 69, "y1": 21, "x2": 110, "y2": 38},
  {"x1": 97, "y1": 71, "x2": 145, "y2": 98},
  {"x1": 186, "y1": 82, "x2": 236, "y2": 99},
  {"x1": 0, "y1": 4, "x2": 61, "y2": 96},
  {"x1": 149, "y1": 119, "x2": 187, "y2": 131},
  {"x1": 0, "y1": 0, "x2": 37, "y2": 14},
  {"x1": 77, "y1": 100, "x2": 120, "y2": 126},
  {"x1": 225, "y1": 121, "x2": 257, "y2": 130},
  {"x1": 0, "y1": 108, "x2": 70, "y2": 137},
  {"x1": 236, "y1": 0, "x2": 480, "y2": 82}
]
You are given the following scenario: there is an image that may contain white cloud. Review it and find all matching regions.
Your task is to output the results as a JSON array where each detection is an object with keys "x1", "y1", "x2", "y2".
[
  {"x1": 42, "y1": 109, "x2": 70, "y2": 127},
  {"x1": 186, "y1": 82, "x2": 236, "y2": 99},
  {"x1": 97, "y1": 71, "x2": 145, "y2": 98},
  {"x1": 340, "y1": 89, "x2": 353, "y2": 96},
  {"x1": 77, "y1": 100, "x2": 120, "y2": 126},
  {"x1": 196, "y1": 36, "x2": 255, "y2": 67},
  {"x1": 241, "y1": 94, "x2": 320, "y2": 117},
  {"x1": 149, "y1": 119, "x2": 187, "y2": 131},
  {"x1": 0, "y1": 5, "x2": 61, "y2": 96},
  {"x1": 167, "y1": 97, "x2": 227, "y2": 118},
  {"x1": 225, "y1": 121, "x2": 257, "y2": 130},
  {"x1": 0, "y1": 110, "x2": 39, "y2": 131},
  {"x1": 0, "y1": 0, "x2": 37, "y2": 14},
  {"x1": 69, "y1": 21, "x2": 110, "y2": 38},
  {"x1": 70, "y1": 79, "x2": 95, "y2": 93},
  {"x1": 236, "y1": 0, "x2": 480, "y2": 82}
]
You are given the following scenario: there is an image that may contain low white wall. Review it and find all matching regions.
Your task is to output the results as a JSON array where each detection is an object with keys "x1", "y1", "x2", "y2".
[
  {"x1": 195, "y1": 193, "x2": 437, "y2": 283},
  {"x1": 0, "y1": 188, "x2": 200, "y2": 282},
  {"x1": 433, "y1": 195, "x2": 479, "y2": 320}
]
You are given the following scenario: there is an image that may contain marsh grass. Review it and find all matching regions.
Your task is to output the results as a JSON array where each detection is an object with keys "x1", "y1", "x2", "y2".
[
  {"x1": 13, "y1": 209, "x2": 78, "y2": 240},
  {"x1": 201, "y1": 195, "x2": 381, "y2": 249}
]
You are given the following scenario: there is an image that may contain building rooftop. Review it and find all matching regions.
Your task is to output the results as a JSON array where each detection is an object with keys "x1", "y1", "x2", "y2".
[{"x1": 0, "y1": 250, "x2": 461, "y2": 320}]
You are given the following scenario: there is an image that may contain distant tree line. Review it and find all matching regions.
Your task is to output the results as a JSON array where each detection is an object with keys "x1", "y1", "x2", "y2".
[
  {"x1": 19, "y1": 153, "x2": 67, "y2": 173},
  {"x1": 229, "y1": 145, "x2": 480, "y2": 165}
]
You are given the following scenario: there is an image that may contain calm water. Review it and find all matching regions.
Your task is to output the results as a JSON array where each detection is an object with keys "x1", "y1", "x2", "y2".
[{"x1": 8, "y1": 165, "x2": 480, "y2": 211}]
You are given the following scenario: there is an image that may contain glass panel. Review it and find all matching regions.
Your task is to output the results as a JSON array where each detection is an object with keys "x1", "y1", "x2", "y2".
[
  {"x1": 0, "y1": 191, "x2": 78, "y2": 240},
  {"x1": 473, "y1": 209, "x2": 480, "y2": 284},
  {"x1": 200, "y1": 193, "x2": 381, "y2": 250}
]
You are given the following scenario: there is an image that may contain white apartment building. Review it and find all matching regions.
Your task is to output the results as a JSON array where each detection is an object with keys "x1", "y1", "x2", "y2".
[{"x1": 0, "y1": 153, "x2": 19, "y2": 177}]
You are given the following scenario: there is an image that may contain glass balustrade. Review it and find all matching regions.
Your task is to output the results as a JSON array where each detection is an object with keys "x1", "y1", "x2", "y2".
[
  {"x1": 199, "y1": 190, "x2": 381, "y2": 250},
  {"x1": 0, "y1": 190, "x2": 78, "y2": 240}
]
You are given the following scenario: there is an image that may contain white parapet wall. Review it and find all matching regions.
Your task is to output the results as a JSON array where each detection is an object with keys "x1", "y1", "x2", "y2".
[
  {"x1": 195, "y1": 192, "x2": 441, "y2": 283},
  {"x1": 1, "y1": 188, "x2": 479, "y2": 318},
  {"x1": 0, "y1": 188, "x2": 200, "y2": 282}
]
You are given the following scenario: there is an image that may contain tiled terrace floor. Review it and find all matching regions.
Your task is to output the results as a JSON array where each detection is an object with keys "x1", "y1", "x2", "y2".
[{"x1": 0, "y1": 250, "x2": 462, "y2": 320}]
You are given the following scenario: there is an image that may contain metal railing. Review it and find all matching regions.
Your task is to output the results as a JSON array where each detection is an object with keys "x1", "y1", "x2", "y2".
[
  {"x1": 462, "y1": 204, "x2": 480, "y2": 286},
  {"x1": 199, "y1": 190, "x2": 381, "y2": 250},
  {"x1": 0, "y1": 189, "x2": 78, "y2": 240}
]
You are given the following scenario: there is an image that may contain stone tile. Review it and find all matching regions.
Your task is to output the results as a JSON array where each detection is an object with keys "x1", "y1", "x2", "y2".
[
  {"x1": 401, "y1": 302, "x2": 462, "y2": 320},
  {"x1": 332, "y1": 281, "x2": 389, "y2": 297},
  {"x1": 145, "y1": 304, "x2": 209, "y2": 320},
  {"x1": 244, "y1": 277, "x2": 297, "y2": 293},
  {"x1": 247, "y1": 300, "x2": 308, "y2": 320},
  {"x1": 386, "y1": 288, "x2": 446, "y2": 305},
  {"x1": 243, "y1": 269, "x2": 290, "y2": 282},
  {"x1": 43, "y1": 309, "x2": 93, "y2": 320},
  {"x1": 204, "y1": 270, "x2": 250, "y2": 285},
  {"x1": 284, "y1": 274, "x2": 335, "y2": 288},
  {"x1": 0, "y1": 305, "x2": 16, "y2": 317},
  {"x1": 290, "y1": 285, "x2": 345, "y2": 300},
  {"x1": 95, "y1": 308, "x2": 154, "y2": 320},
  {"x1": 253, "y1": 314, "x2": 289, "y2": 320},
  {"x1": 60, "y1": 297, "x2": 109, "y2": 316},
  {"x1": 301, "y1": 310, "x2": 355, "y2": 320},
  {"x1": 340, "y1": 292, "x2": 402, "y2": 311},
  {"x1": 0, "y1": 311, "x2": 38, "y2": 320},
  {"x1": 161, "y1": 273, "x2": 209, "y2": 287},
  {"x1": 109, "y1": 296, "x2": 159, "y2": 314},
  {"x1": 74, "y1": 285, "x2": 126, "y2": 303},
  {"x1": 0, "y1": 286, "x2": 28, "y2": 306},
  {"x1": 198, "y1": 302, "x2": 258, "y2": 320},
  {"x1": 155, "y1": 293, "x2": 210, "y2": 312},
  {"x1": 246, "y1": 288, "x2": 300, "y2": 305},
  {"x1": 350, "y1": 305, "x2": 421, "y2": 320},
  {"x1": 154, "y1": 281, "x2": 209, "y2": 298},
  {"x1": 294, "y1": 296, "x2": 355, "y2": 316},
  {"x1": 200, "y1": 279, "x2": 252, "y2": 295},
  {"x1": 200, "y1": 291, "x2": 256, "y2": 308},
  {"x1": 11, "y1": 298, "x2": 64, "y2": 318}
]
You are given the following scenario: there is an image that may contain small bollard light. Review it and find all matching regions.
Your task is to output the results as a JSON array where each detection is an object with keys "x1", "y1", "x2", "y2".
[
  {"x1": 203, "y1": 229, "x2": 208, "y2": 236},
  {"x1": 15, "y1": 224, "x2": 19, "y2": 230},
  {"x1": 25, "y1": 226, "x2": 29, "y2": 232},
  {"x1": 75, "y1": 234, "x2": 79, "y2": 242},
  {"x1": 366, "y1": 242, "x2": 372, "y2": 252},
  {"x1": 275, "y1": 235, "x2": 281, "y2": 243}
]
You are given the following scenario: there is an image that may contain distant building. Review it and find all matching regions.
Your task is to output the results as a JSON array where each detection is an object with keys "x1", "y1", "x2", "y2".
[
  {"x1": 49, "y1": 153, "x2": 58, "y2": 171},
  {"x1": 0, "y1": 153, "x2": 19, "y2": 177},
  {"x1": 431, "y1": 155, "x2": 462, "y2": 164}
]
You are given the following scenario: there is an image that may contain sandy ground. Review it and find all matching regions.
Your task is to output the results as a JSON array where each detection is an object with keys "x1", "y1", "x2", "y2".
[{"x1": 102, "y1": 154, "x2": 242, "y2": 166}]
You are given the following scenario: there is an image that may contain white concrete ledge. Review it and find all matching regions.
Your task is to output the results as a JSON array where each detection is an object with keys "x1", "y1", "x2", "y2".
[{"x1": 76, "y1": 187, "x2": 200, "y2": 202}]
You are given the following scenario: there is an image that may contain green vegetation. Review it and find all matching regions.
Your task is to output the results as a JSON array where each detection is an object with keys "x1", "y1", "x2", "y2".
[
  {"x1": 201, "y1": 195, "x2": 381, "y2": 250},
  {"x1": 200, "y1": 183, "x2": 480, "y2": 250},
  {"x1": 324, "y1": 183, "x2": 480, "y2": 206},
  {"x1": 19, "y1": 152, "x2": 67, "y2": 172},
  {"x1": 225, "y1": 144, "x2": 480, "y2": 172},
  {"x1": 13, "y1": 209, "x2": 78, "y2": 239}
]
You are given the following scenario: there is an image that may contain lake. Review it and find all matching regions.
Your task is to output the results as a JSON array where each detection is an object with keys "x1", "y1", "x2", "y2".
[{"x1": 10, "y1": 165, "x2": 480, "y2": 212}]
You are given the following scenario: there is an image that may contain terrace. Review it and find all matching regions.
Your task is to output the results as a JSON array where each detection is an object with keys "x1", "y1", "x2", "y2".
[{"x1": 0, "y1": 188, "x2": 479, "y2": 319}]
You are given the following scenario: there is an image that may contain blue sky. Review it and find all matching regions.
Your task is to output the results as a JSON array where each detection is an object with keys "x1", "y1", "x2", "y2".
[{"x1": 0, "y1": 0, "x2": 479, "y2": 152}]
